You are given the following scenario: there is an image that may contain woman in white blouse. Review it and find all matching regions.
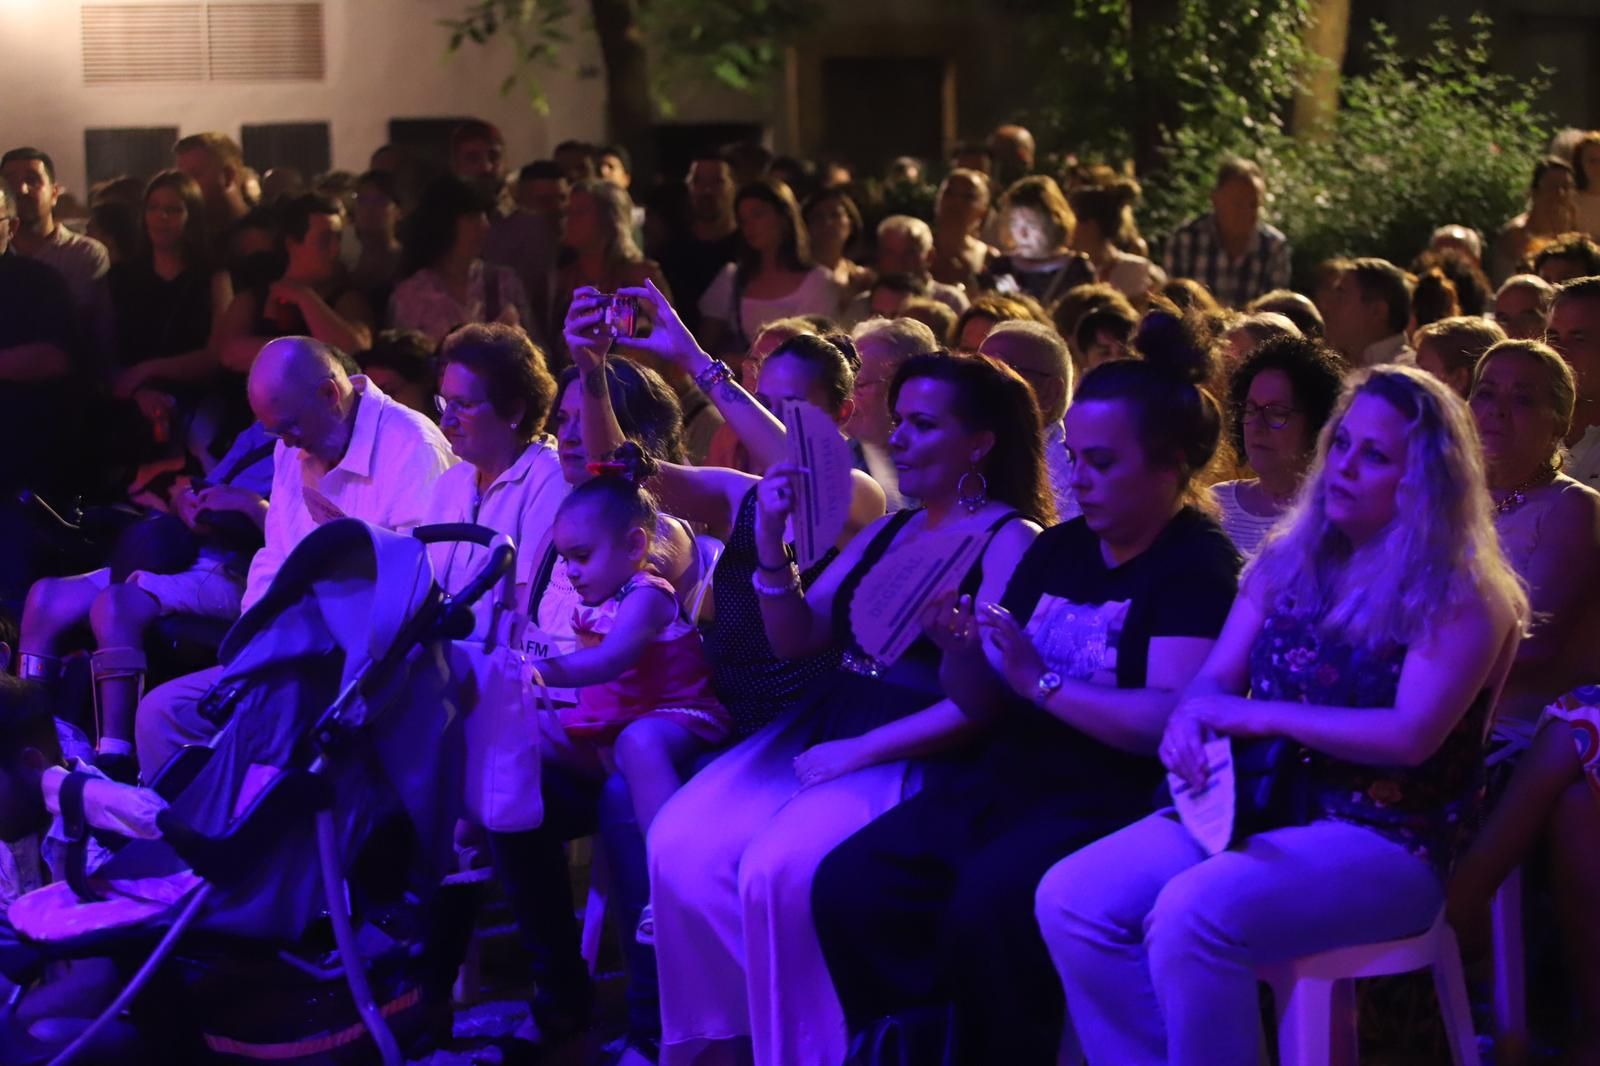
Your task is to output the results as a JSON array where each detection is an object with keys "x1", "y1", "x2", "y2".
[
  {"x1": 697, "y1": 177, "x2": 842, "y2": 357},
  {"x1": 1212, "y1": 335, "x2": 1345, "y2": 557}
]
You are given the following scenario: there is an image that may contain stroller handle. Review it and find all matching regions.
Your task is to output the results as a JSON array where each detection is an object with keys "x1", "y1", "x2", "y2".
[{"x1": 413, "y1": 523, "x2": 516, "y2": 639}]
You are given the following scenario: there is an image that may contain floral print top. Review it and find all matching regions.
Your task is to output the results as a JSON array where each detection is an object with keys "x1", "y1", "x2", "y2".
[{"x1": 1248, "y1": 607, "x2": 1489, "y2": 873}]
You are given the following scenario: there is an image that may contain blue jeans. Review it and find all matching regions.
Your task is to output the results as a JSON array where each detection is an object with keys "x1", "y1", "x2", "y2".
[{"x1": 1034, "y1": 811, "x2": 1444, "y2": 1066}]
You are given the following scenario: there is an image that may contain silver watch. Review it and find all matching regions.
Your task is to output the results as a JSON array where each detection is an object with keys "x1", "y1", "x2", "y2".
[{"x1": 1034, "y1": 670, "x2": 1063, "y2": 706}]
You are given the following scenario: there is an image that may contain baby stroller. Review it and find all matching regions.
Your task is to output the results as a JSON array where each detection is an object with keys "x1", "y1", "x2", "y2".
[{"x1": 4, "y1": 517, "x2": 513, "y2": 1065}]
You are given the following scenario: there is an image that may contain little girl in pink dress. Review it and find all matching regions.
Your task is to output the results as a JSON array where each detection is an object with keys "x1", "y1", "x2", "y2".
[{"x1": 529, "y1": 448, "x2": 730, "y2": 936}]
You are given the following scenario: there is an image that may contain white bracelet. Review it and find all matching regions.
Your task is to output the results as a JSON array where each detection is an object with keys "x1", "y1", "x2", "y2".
[{"x1": 751, "y1": 566, "x2": 801, "y2": 598}]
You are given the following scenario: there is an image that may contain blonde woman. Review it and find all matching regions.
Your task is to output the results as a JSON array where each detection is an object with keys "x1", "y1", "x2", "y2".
[{"x1": 1036, "y1": 365, "x2": 1527, "y2": 1066}]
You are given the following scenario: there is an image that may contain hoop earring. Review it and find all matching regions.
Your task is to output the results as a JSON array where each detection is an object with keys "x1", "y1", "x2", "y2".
[{"x1": 957, "y1": 469, "x2": 988, "y2": 514}]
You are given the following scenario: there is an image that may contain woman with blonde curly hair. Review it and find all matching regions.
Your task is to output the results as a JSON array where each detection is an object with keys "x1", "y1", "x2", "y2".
[{"x1": 1037, "y1": 365, "x2": 1527, "y2": 1066}]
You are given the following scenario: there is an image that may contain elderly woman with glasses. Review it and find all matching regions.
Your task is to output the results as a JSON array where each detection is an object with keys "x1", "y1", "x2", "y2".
[{"x1": 1212, "y1": 335, "x2": 1345, "y2": 556}]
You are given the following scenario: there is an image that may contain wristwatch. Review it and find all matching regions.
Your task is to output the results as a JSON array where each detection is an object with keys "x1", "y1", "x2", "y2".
[{"x1": 1034, "y1": 670, "x2": 1063, "y2": 707}]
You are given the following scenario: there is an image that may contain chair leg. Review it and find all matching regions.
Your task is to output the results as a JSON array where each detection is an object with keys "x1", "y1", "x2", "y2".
[
  {"x1": 1432, "y1": 927, "x2": 1481, "y2": 1066},
  {"x1": 1277, "y1": 976, "x2": 1336, "y2": 1066},
  {"x1": 580, "y1": 839, "x2": 608, "y2": 976},
  {"x1": 1491, "y1": 867, "x2": 1527, "y2": 1064}
]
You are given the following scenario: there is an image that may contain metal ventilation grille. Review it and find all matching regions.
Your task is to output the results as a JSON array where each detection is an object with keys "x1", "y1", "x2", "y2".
[
  {"x1": 81, "y1": 2, "x2": 325, "y2": 84},
  {"x1": 82, "y1": 4, "x2": 205, "y2": 84},
  {"x1": 207, "y1": 3, "x2": 324, "y2": 81}
]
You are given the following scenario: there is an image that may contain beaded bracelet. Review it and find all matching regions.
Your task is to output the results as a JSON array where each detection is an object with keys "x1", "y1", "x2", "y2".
[
  {"x1": 693, "y1": 358, "x2": 733, "y2": 393},
  {"x1": 751, "y1": 566, "x2": 801, "y2": 598}
]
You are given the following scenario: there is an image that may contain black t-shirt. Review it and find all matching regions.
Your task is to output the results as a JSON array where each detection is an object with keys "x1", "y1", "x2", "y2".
[
  {"x1": 982, "y1": 507, "x2": 1242, "y2": 796},
  {"x1": 661, "y1": 232, "x2": 740, "y2": 336},
  {"x1": 108, "y1": 260, "x2": 214, "y2": 369},
  {"x1": 0, "y1": 251, "x2": 77, "y2": 354}
]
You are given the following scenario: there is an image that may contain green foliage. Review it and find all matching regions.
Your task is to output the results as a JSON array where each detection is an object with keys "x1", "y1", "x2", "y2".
[
  {"x1": 440, "y1": 0, "x2": 821, "y2": 114},
  {"x1": 1147, "y1": 15, "x2": 1552, "y2": 283}
]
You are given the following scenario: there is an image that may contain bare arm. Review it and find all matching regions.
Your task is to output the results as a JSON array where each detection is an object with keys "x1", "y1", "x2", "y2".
[
  {"x1": 216, "y1": 290, "x2": 268, "y2": 373},
  {"x1": 534, "y1": 583, "x2": 673, "y2": 688}
]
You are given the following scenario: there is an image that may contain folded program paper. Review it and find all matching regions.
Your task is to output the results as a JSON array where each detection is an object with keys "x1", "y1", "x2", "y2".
[
  {"x1": 784, "y1": 400, "x2": 855, "y2": 570},
  {"x1": 1170, "y1": 735, "x2": 1236, "y2": 856},
  {"x1": 850, "y1": 530, "x2": 987, "y2": 667}
]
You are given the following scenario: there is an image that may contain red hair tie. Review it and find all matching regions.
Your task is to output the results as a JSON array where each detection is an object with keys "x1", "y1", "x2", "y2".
[{"x1": 586, "y1": 460, "x2": 628, "y2": 476}]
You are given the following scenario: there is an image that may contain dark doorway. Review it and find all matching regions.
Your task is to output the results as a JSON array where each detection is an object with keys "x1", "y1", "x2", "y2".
[
  {"x1": 85, "y1": 127, "x2": 181, "y2": 187},
  {"x1": 652, "y1": 122, "x2": 766, "y2": 187},
  {"x1": 241, "y1": 121, "x2": 331, "y2": 179},
  {"x1": 820, "y1": 56, "x2": 946, "y2": 179}
]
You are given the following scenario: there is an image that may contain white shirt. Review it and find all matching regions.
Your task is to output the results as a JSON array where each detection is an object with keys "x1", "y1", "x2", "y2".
[
  {"x1": 1045, "y1": 420, "x2": 1081, "y2": 522},
  {"x1": 1567, "y1": 424, "x2": 1600, "y2": 493},
  {"x1": 423, "y1": 439, "x2": 570, "y2": 644},
  {"x1": 1213, "y1": 480, "x2": 1282, "y2": 558},
  {"x1": 244, "y1": 376, "x2": 455, "y2": 610},
  {"x1": 1358, "y1": 332, "x2": 1416, "y2": 368},
  {"x1": 698, "y1": 263, "x2": 842, "y2": 343}
]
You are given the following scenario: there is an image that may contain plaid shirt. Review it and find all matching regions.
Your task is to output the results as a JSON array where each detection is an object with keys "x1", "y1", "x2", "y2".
[{"x1": 1162, "y1": 213, "x2": 1291, "y2": 309}]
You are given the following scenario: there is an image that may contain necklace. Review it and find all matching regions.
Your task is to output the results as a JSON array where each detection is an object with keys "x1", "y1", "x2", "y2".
[{"x1": 1493, "y1": 466, "x2": 1556, "y2": 515}]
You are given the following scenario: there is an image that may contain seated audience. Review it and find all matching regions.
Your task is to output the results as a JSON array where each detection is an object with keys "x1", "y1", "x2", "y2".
[
  {"x1": 1220, "y1": 310, "x2": 1300, "y2": 369},
  {"x1": 951, "y1": 291, "x2": 1048, "y2": 352},
  {"x1": 929, "y1": 168, "x2": 995, "y2": 289},
  {"x1": 848, "y1": 316, "x2": 940, "y2": 510},
  {"x1": 1549, "y1": 277, "x2": 1600, "y2": 491},
  {"x1": 215, "y1": 194, "x2": 375, "y2": 371},
  {"x1": 1428, "y1": 224, "x2": 1483, "y2": 265},
  {"x1": 349, "y1": 169, "x2": 404, "y2": 310},
  {"x1": 357, "y1": 329, "x2": 438, "y2": 417},
  {"x1": 1494, "y1": 157, "x2": 1577, "y2": 283},
  {"x1": 172, "y1": 132, "x2": 252, "y2": 263},
  {"x1": 1449, "y1": 682, "x2": 1600, "y2": 1062},
  {"x1": 1492, "y1": 273, "x2": 1556, "y2": 340},
  {"x1": 1533, "y1": 232, "x2": 1600, "y2": 286},
  {"x1": 1074, "y1": 304, "x2": 1139, "y2": 375},
  {"x1": 660, "y1": 154, "x2": 740, "y2": 338},
  {"x1": 107, "y1": 171, "x2": 230, "y2": 401},
  {"x1": 390, "y1": 176, "x2": 530, "y2": 344},
  {"x1": 814, "y1": 332, "x2": 1240, "y2": 1064},
  {"x1": 1, "y1": 147, "x2": 112, "y2": 350},
  {"x1": 553, "y1": 178, "x2": 670, "y2": 357},
  {"x1": 1159, "y1": 277, "x2": 1222, "y2": 316},
  {"x1": 898, "y1": 295, "x2": 957, "y2": 342},
  {"x1": 1414, "y1": 315, "x2": 1506, "y2": 397},
  {"x1": 978, "y1": 320, "x2": 1080, "y2": 519},
  {"x1": 1417, "y1": 247, "x2": 1491, "y2": 318},
  {"x1": 1322, "y1": 256, "x2": 1414, "y2": 366},
  {"x1": 1069, "y1": 176, "x2": 1165, "y2": 303},
  {"x1": 1213, "y1": 335, "x2": 1344, "y2": 556},
  {"x1": 1246, "y1": 288, "x2": 1325, "y2": 338},
  {"x1": 1468, "y1": 339, "x2": 1600, "y2": 723},
  {"x1": 649, "y1": 353, "x2": 1044, "y2": 1066},
  {"x1": 1037, "y1": 365, "x2": 1525, "y2": 1066},
  {"x1": 452, "y1": 121, "x2": 558, "y2": 343},
  {"x1": 803, "y1": 188, "x2": 869, "y2": 295},
  {"x1": 698, "y1": 178, "x2": 841, "y2": 357},
  {"x1": 1408, "y1": 267, "x2": 1462, "y2": 339},
  {"x1": 981, "y1": 176, "x2": 1094, "y2": 307},
  {"x1": 854, "y1": 215, "x2": 970, "y2": 317},
  {"x1": 133, "y1": 337, "x2": 453, "y2": 779},
  {"x1": 1162, "y1": 157, "x2": 1291, "y2": 308},
  {"x1": 1051, "y1": 281, "x2": 1137, "y2": 370}
]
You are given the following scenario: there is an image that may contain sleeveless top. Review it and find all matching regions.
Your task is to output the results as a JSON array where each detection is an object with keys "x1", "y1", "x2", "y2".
[
  {"x1": 704, "y1": 487, "x2": 841, "y2": 738},
  {"x1": 792, "y1": 507, "x2": 1017, "y2": 744},
  {"x1": 559, "y1": 572, "x2": 730, "y2": 745},
  {"x1": 1248, "y1": 607, "x2": 1490, "y2": 872}
]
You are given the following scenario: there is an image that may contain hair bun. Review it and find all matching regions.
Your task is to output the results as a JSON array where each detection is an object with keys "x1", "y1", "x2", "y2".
[
  {"x1": 1132, "y1": 307, "x2": 1216, "y2": 387},
  {"x1": 822, "y1": 332, "x2": 861, "y2": 374},
  {"x1": 597, "y1": 440, "x2": 660, "y2": 484}
]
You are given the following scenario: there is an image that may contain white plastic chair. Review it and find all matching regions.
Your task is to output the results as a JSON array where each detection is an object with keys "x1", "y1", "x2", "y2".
[{"x1": 1259, "y1": 907, "x2": 1477, "y2": 1066}]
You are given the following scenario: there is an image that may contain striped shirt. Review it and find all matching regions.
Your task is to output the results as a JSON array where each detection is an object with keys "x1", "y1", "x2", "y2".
[{"x1": 1162, "y1": 213, "x2": 1292, "y2": 309}]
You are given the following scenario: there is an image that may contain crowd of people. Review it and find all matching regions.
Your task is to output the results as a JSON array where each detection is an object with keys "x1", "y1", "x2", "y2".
[{"x1": 2, "y1": 114, "x2": 1600, "y2": 1065}]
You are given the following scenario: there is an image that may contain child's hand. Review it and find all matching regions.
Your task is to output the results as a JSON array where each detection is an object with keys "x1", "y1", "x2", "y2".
[{"x1": 794, "y1": 738, "x2": 868, "y2": 789}]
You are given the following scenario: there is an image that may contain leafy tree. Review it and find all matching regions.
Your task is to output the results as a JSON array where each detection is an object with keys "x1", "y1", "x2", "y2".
[
  {"x1": 440, "y1": 0, "x2": 821, "y2": 177},
  {"x1": 1148, "y1": 15, "x2": 1552, "y2": 281}
]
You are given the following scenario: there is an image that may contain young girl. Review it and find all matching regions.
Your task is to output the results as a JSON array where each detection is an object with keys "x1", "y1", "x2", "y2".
[{"x1": 530, "y1": 444, "x2": 731, "y2": 889}]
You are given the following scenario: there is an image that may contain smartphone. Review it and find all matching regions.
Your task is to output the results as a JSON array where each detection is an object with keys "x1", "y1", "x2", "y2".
[{"x1": 600, "y1": 294, "x2": 639, "y2": 339}]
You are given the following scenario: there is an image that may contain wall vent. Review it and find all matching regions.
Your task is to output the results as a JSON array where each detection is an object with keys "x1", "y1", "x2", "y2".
[{"x1": 81, "y1": 2, "x2": 324, "y2": 85}]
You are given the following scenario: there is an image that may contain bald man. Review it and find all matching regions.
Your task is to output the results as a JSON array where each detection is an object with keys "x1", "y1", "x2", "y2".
[
  {"x1": 978, "y1": 320, "x2": 1080, "y2": 521},
  {"x1": 133, "y1": 337, "x2": 455, "y2": 778}
]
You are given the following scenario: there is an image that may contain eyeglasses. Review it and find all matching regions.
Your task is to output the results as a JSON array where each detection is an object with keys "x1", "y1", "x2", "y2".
[
  {"x1": 1240, "y1": 402, "x2": 1300, "y2": 429},
  {"x1": 435, "y1": 395, "x2": 489, "y2": 418}
]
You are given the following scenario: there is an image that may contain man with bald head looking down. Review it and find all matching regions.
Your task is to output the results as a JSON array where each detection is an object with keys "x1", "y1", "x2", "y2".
[{"x1": 133, "y1": 336, "x2": 454, "y2": 779}]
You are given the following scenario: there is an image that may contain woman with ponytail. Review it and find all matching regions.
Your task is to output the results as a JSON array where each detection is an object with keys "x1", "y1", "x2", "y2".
[
  {"x1": 1036, "y1": 365, "x2": 1526, "y2": 1066},
  {"x1": 812, "y1": 316, "x2": 1242, "y2": 1064}
]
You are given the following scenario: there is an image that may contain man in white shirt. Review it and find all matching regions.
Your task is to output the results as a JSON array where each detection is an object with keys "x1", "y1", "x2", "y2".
[
  {"x1": 132, "y1": 337, "x2": 455, "y2": 779},
  {"x1": 1323, "y1": 257, "x2": 1415, "y2": 367},
  {"x1": 978, "y1": 320, "x2": 1081, "y2": 521},
  {"x1": 1550, "y1": 276, "x2": 1600, "y2": 490}
]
